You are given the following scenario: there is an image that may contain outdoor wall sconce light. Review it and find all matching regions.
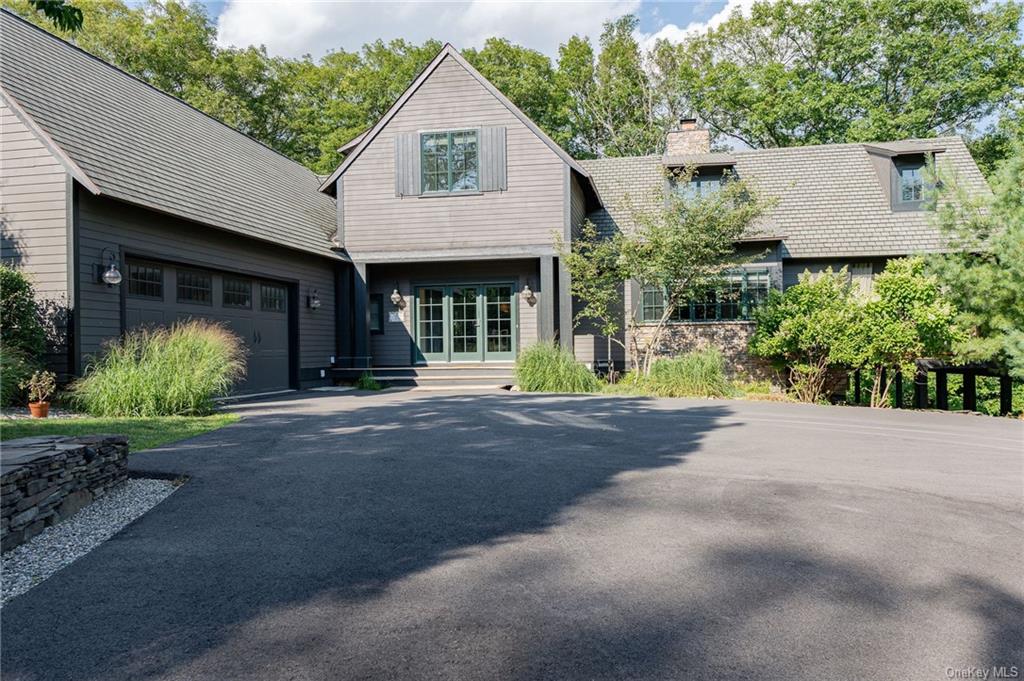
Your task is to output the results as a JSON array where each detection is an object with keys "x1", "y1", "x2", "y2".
[
  {"x1": 521, "y1": 283, "x2": 537, "y2": 307},
  {"x1": 390, "y1": 287, "x2": 406, "y2": 309},
  {"x1": 94, "y1": 248, "x2": 122, "y2": 287},
  {"x1": 306, "y1": 289, "x2": 321, "y2": 310}
]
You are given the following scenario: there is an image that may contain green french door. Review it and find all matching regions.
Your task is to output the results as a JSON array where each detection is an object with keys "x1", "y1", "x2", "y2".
[{"x1": 414, "y1": 283, "x2": 516, "y2": 363}]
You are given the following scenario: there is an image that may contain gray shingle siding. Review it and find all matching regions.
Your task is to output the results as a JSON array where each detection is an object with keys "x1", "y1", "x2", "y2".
[{"x1": 0, "y1": 10, "x2": 337, "y2": 258}]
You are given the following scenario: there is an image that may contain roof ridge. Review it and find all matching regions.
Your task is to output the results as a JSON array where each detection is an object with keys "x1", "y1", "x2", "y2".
[{"x1": 0, "y1": 8, "x2": 319, "y2": 180}]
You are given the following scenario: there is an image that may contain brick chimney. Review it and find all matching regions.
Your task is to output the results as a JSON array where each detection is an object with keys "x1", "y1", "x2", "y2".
[{"x1": 666, "y1": 115, "x2": 710, "y2": 155}]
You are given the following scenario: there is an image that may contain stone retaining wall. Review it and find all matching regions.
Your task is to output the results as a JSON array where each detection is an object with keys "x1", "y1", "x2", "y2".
[
  {"x1": 1, "y1": 435, "x2": 128, "y2": 552},
  {"x1": 631, "y1": 321, "x2": 778, "y2": 381}
]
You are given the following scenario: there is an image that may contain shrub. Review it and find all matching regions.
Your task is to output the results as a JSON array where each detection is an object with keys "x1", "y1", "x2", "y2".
[
  {"x1": 749, "y1": 268, "x2": 861, "y2": 403},
  {"x1": 515, "y1": 342, "x2": 601, "y2": 393},
  {"x1": 641, "y1": 348, "x2": 733, "y2": 398},
  {"x1": 70, "y1": 319, "x2": 246, "y2": 416},
  {"x1": 355, "y1": 371, "x2": 382, "y2": 390},
  {"x1": 0, "y1": 264, "x2": 45, "y2": 360},
  {"x1": 0, "y1": 347, "x2": 33, "y2": 407}
]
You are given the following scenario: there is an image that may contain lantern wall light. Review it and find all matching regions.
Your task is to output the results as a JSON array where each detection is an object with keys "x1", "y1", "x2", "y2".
[
  {"x1": 94, "y1": 248, "x2": 122, "y2": 287},
  {"x1": 522, "y1": 282, "x2": 537, "y2": 307}
]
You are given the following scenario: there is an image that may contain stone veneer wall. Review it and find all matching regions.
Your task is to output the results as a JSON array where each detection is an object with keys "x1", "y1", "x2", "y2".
[
  {"x1": 1, "y1": 435, "x2": 128, "y2": 552},
  {"x1": 631, "y1": 321, "x2": 778, "y2": 381}
]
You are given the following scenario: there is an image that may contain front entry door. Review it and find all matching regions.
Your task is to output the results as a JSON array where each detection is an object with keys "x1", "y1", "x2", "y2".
[{"x1": 414, "y1": 284, "x2": 516, "y2": 363}]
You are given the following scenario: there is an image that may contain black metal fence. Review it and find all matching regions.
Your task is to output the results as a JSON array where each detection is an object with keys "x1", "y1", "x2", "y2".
[{"x1": 850, "y1": 361, "x2": 1016, "y2": 416}]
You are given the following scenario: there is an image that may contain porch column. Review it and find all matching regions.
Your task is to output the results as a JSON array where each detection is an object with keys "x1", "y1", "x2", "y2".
[
  {"x1": 335, "y1": 262, "x2": 352, "y2": 362},
  {"x1": 352, "y1": 261, "x2": 370, "y2": 368},
  {"x1": 557, "y1": 259, "x2": 573, "y2": 352},
  {"x1": 538, "y1": 255, "x2": 555, "y2": 342}
]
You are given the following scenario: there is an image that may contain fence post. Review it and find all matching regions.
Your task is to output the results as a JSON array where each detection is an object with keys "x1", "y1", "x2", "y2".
[
  {"x1": 893, "y1": 370, "x2": 903, "y2": 409},
  {"x1": 999, "y1": 374, "x2": 1013, "y2": 416},
  {"x1": 914, "y1": 367, "x2": 929, "y2": 409},
  {"x1": 963, "y1": 371, "x2": 977, "y2": 412},
  {"x1": 936, "y1": 370, "x2": 948, "y2": 411}
]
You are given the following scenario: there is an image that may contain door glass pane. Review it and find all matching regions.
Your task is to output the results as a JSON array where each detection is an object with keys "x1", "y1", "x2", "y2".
[
  {"x1": 451, "y1": 287, "x2": 478, "y2": 354},
  {"x1": 417, "y1": 288, "x2": 445, "y2": 354},
  {"x1": 485, "y1": 286, "x2": 513, "y2": 353}
]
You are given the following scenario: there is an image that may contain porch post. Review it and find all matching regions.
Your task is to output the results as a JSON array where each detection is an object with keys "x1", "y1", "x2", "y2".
[
  {"x1": 353, "y1": 261, "x2": 370, "y2": 368},
  {"x1": 557, "y1": 259, "x2": 573, "y2": 352},
  {"x1": 538, "y1": 255, "x2": 555, "y2": 342}
]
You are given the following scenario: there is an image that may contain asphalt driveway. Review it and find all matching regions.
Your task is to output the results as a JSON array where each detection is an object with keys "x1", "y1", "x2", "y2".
[{"x1": 2, "y1": 391, "x2": 1022, "y2": 681}]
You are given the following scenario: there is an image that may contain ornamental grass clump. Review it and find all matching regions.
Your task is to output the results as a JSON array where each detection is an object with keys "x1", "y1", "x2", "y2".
[
  {"x1": 515, "y1": 342, "x2": 601, "y2": 393},
  {"x1": 71, "y1": 319, "x2": 245, "y2": 416},
  {"x1": 642, "y1": 348, "x2": 733, "y2": 398}
]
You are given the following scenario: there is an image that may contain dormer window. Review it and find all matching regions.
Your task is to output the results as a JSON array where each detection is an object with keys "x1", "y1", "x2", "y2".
[
  {"x1": 897, "y1": 161, "x2": 924, "y2": 202},
  {"x1": 892, "y1": 154, "x2": 931, "y2": 211},
  {"x1": 672, "y1": 166, "x2": 733, "y2": 200}
]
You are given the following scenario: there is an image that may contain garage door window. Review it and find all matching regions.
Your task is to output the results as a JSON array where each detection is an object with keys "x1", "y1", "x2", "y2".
[
  {"x1": 127, "y1": 262, "x2": 163, "y2": 299},
  {"x1": 260, "y1": 283, "x2": 287, "y2": 312},
  {"x1": 223, "y1": 277, "x2": 252, "y2": 308},
  {"x1": 177, "y1": 269, "x2": 212, "y2": 305}
]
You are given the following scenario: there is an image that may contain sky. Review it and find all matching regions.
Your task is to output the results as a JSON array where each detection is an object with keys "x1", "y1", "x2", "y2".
[{"x1": 201, "y1": 0, "x2": 752, "y2": 60}]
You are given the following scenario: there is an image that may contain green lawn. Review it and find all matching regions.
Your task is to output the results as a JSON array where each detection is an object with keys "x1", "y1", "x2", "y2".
[{"x1": 0, "y1": 414, "x2": 239, "y2": 451}]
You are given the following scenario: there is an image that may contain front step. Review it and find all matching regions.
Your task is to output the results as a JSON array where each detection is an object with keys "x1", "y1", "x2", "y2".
[{"x1": 331, "y1": 364, "x2": 515, "y2": 389}]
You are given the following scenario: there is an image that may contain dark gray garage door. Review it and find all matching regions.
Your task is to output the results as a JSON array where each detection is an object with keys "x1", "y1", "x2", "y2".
[{"x1": 123, "y1": 259, "x2": 291, "y2": 395}]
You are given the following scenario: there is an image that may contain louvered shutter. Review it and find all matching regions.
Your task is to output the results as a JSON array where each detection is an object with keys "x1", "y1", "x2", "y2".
[
  {"x1": 479, "y1": 126, "x2": 507, "y2": 192},
  {"x1": 394, "y1": 132, "x2": 422, "y2": 196}
]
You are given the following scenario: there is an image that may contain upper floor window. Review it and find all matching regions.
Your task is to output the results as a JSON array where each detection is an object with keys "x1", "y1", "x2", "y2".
[
  {"x1": 640, "y1": 269, "x2": 771, "y2": 323},
  {"x1": 421, "y1": 130, "x2": 478, "y2": 193},
  {"x1": 671, "y1": 166, "x2": 732, "y2": 200},
  {"x1": 897, "y1": 161, "x2": 924, "y2": 203}
]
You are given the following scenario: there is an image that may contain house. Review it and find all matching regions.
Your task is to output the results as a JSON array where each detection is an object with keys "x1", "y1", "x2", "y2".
[
  {"x1": 1, "y1": 10, "x2": 991, "y2": 390},
  {"x1": 1, "y1": 10, "x2": 341, "y2": 395}
]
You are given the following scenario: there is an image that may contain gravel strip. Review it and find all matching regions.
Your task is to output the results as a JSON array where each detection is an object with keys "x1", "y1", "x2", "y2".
[
  {"x1": 1, "y1": 478, "x2": 179, "y2": 605},
  {"x1": 1, "y1": 407, "x2": 84, "y2": 420}
]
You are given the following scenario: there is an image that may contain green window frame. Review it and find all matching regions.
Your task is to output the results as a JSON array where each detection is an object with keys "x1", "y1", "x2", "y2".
[
  {"x1": 640, "y1": 270, "x2": 771, "y2": 323},
  {"x1": 421, "y1": 130, "x2": 479, "y2": 193}
]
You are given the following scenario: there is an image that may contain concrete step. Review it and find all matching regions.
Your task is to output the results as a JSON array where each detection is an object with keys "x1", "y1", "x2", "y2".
[{"x1": 331, "y1": 364, "x2": 515, "y2": 389}]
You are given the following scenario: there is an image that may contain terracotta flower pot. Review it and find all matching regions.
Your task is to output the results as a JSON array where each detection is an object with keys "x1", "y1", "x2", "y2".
[{"x1": 28, "y1": 401, "x2": 50, "y2": 419}]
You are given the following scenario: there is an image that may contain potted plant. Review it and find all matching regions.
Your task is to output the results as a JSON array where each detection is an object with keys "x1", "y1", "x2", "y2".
[{"x1": 20, "y1": 370, "x2": 56, "y2": 419}]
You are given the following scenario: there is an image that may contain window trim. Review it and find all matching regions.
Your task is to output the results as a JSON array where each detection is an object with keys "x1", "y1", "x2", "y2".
[
  {"x1": 639, "y1": 269, "x2": 771, "y2": 324},
  {"x1": 222, "y1": 276, "x2": 253, "y2": 309},
  {"x1": 175, "y1": 268, "x2": 213, "y2": 306},
  {"x1": 369, "y1": 293, "x2": 384, "y2": 334},
  {"x1": 892, "y1": 155, "x2": 930, "y2": 212},
  {"x1": 126, "y1": 260, "x2": 164, "y2": 300},
  {"x1": 419, "y1": 128, "x2": 480, "y2": 194}
]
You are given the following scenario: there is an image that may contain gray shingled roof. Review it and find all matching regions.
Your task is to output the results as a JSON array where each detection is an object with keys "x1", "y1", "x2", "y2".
[
  {"x1": 0, "y1": 10, "x2": 337, "y2": 257},
  {"x1": 580, "y1": 137, "x2": 990, "y2": 259}
]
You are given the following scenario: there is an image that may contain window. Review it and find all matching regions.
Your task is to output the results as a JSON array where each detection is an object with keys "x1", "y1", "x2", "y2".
[
  {"x1": 260, "y1": 283, "x2": 287, "y2": 312},
  {"x1": 897, "y1": 162, "x2": 924, "y2": 202},
  {"x1": 421, "y1": 130, "x2": 478, "y2": 193},
  {"x1": 672, "y1": 167, "x2": 731, "y2": 200},
  {"x1": 640, "y1": 270, "x2": 771, "y2": 323},
  {"x1": 369, "y1": 293, "x2": 384, "y2": 333},
  {"x1": 176, "y1": 269, "x2": 212, "y2": 305},
  {"x1": 223, "y1": 277, "x2": 252, "y2": 308},
  {"x1": 127, "y1": 261, "x2": 162, "y2": 299}
]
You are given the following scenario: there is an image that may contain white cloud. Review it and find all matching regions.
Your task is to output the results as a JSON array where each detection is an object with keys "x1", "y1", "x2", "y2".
[
  {"x1": 637, "y1": 0, "x2": 756, "y2": 52},
  {"x1": 216, "y1": 0, "x2": 640, "y2": 60}
]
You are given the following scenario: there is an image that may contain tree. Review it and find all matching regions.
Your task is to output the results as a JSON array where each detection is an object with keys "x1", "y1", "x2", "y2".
[
  {"x1": 967, "y1": 104, "x2": 1022, "y2": 179},
  {"x1": 463, "y1": 39, "x2": 571, "y2": 151},
  {"x1": 749, "y1": 269, "x2": 862, "y2": 402},
  {"x1": 928, "y1": 138, "x2": 1024, "y2": 379},
  {"x1": 560, "y1": 172, "x2": 768, "y2": 375},
  {"x1": 557, "y1": 15, "x2": 667, "y2": 158},
  {"x1": 664, "y1": 0, "x2": 1024, "y2": 152},
  {"x1": 856, "y1": 258, "x2": 962, "y2": 407},
  {"x1": 26, "y1": 0, "x2": 81, "y2": 31}
]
